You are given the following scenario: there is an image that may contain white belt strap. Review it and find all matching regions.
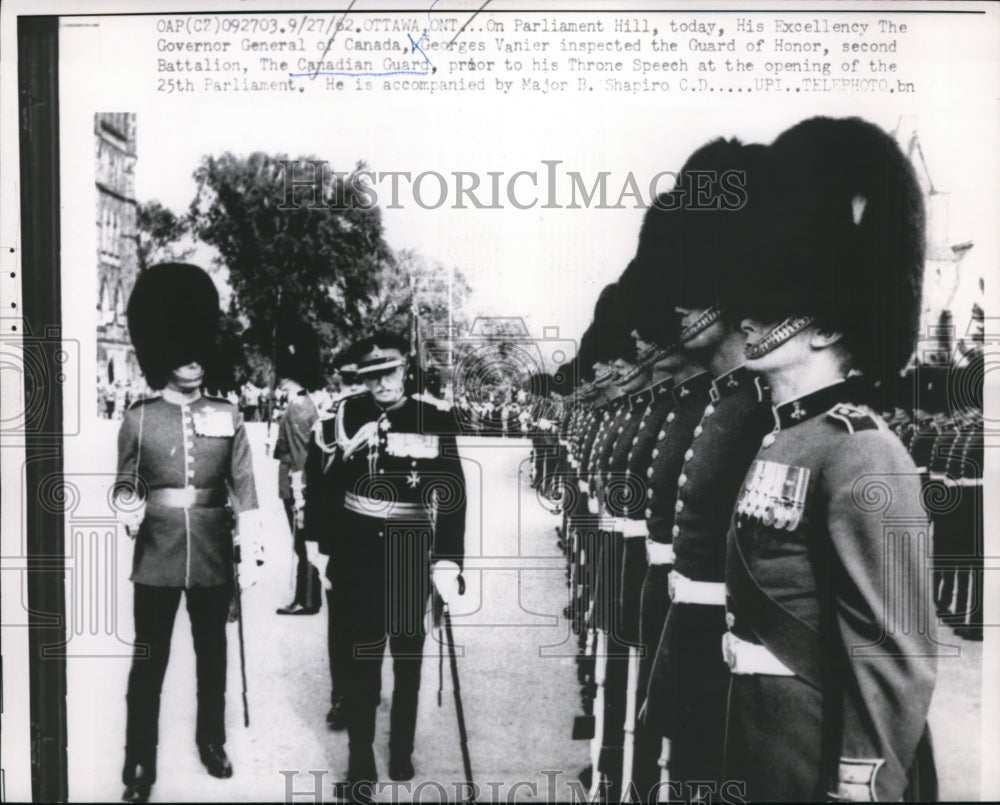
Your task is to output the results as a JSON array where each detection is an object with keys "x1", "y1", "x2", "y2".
[
  {"x1": 617, "y1": 518, "x2": 648, "y2": 539},
  {"x1": 668, "y1": 569, "x2": 726, "y2": 606},
  {"x1": 645, "y1": 539, "x2": 675, "y2": 566},
  {"x1": 722, "y1": 631, "x2": 796, "y2": 676}
]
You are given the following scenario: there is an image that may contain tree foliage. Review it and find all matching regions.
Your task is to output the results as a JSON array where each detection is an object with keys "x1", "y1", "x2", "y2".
[
  {"x1": 189, "y1": 153, "x2": 391, "y2": 363},
  {"x1": 137, "y1": 200, "x2": 195, "y2": 270}
]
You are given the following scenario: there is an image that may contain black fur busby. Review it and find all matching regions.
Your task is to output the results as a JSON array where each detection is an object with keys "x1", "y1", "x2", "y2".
[
  {"x1": 590, "y1": 282, "x2": 636, "y2": 363},
  {"x1": 576, "y1": 325, "x2": 598, "y2": 383},
  {"x1": 126, "y1": 263, "x2": 222, "y2": 390},
  {"x1": 732, "y1": 116, "x2": 925, "y2": 381},
  {"x1": 274, "y1": 316, "x2": 324, "y2": 391},
  {"x1": 628, "y1": 138, "x2": 772, "y2": 343}
]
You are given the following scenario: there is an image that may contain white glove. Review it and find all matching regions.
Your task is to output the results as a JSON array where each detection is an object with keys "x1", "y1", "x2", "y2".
[
  {"x1": 305, "y1": 541, "x2": 332, "y2": 591},
  {"x1": 236, "y1": 510, "x2": 265, "y2": 591},
  {"x1": 291, "y1": 471, "x2": 306, "y2": 529},
  {"x1": 113, "y1": 497, "x2": 146, "y2": 539},
  {"x1": 431, "y1": 560, "x2": 464, "y2": 606}
]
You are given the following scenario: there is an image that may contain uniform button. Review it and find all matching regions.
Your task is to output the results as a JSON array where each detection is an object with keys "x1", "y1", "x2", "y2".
[
  {"x1": 647, "y1": 489, "x2": 654, "y2": 499},
  {"x1": 704, "y1": 404, "x2": 715, "y2": 416},
  {"x1": 761, "y1": 433, "x2": 776, "y2": 448},
  {"x1": 625, "y1": 413, "x2": 631, "y2": 420},
  {"x1": 693, "y1": 425, "x2": 703, "y2": 437},
  {"x1": 644, "y1": 508, "x2": 652, "y2": 518},
  {"x1": 627, "y1": 452, "x2": 634, "y2": 461},
  {"x1": 378, "y1": 469, "x2": 385, "y2": 474},
  {"x1": 646, "y1": 467, "x2": 654, "y2": 478},
  {"x1": 617, "y1": 426, "x2": 624, "y2": 433},
  {"x1": 378, "y1": 531, "x2": 384, "y2": 538},
  {"x1": 675, "y1": 500, "x2": 684, "y2": 513},
  {"x1": 666, "y1": 412, "x2": 676, "y2": 423},
  {"x1": 632, "y1": 436, "x2": 639, "y2": 445},
  {"x1": 678, "y1": 473, "x2": 687, "y2": 487},
  {"x1": 658, "y1": 430, "x2": 666, "y2": 440},
  {"x1": 651, "y1": 448, "x2": 659, "y2": 459},
  {"x1": 411, "y1": 460, "x2": 418, "y2": 467},
  {"x1": 672, "y1": 525, "x2": 680, "y2": 537},
  {"x1": 684, "y1": 448, "x2": 694, "y2": 461}
]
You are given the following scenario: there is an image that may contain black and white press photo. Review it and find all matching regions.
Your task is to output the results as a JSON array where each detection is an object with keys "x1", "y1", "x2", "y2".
[{"x1": 1, "y1": 0, "x2": 997, "y2": 802}]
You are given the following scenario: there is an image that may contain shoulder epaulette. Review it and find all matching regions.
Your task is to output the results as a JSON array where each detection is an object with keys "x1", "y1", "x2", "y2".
[
  {"x1": 128, "y1": 395, "x2": 160, "y2": 410},
  {"x1": 826, "y1": 403, "x2": 882, "y2": 434}
]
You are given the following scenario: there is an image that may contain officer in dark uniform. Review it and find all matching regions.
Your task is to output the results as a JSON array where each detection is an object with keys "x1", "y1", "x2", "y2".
[
  {"x1": 721, "y1": 117, "x2": 937, "y2": 802},
  {"x1": 113, "y1": 264, "x2": 261, "y2": 804},
  {"x1": 274, "y1": 318, "x2": 325, "y2": 617},
  {"x1": 642, "y1": 140, "x2": 775, "y2": 802},
  {"x1": 302, "y1": 332, "x2": 467, "y2": 795}
]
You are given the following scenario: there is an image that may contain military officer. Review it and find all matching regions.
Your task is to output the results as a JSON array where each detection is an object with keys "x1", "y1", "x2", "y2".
[
  {"x1": 302, "y1": 332, "x2": 467, "y2": 796},
  {"x1": 721, "y1": 117, "x2": 937, "y2": 802},
  {"x1": 113, "y1": 264, "x2": 261, "y2": 804}
]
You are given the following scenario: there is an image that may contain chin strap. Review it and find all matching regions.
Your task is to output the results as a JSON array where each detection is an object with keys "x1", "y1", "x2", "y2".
[
  {"x1": 678, "y1": 304, "x2": 724, "y2": 344},
  {"x1": 744, "y1": 315, "x2": 815, "y2": 360}
]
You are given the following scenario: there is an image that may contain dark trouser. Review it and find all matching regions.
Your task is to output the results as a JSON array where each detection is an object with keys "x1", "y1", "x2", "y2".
[
  {"x1": 123, "y1": 583, "x2": 231, "y2": 784},
  {"x1": 329, "y1": 518, "x2": 431, "y2": 780},
  {"x1": 656, "y1": 603, "x2": 729, "y2": 802},
  {"x1": 632, "y1": 563, "x2": 673, "y2": 794},
  {"x1": 284, "y1": 499, "x2": 322, "y2": 612},
  {"x1": 594, "y1": 531, "x2": 628, "y2": 794},
  {"x1": 724, "y1": 673, "x2": 825, "y2": 802}
]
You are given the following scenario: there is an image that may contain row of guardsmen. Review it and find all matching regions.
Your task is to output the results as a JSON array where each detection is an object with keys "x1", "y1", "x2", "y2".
[{"x1": 535, "y1": 118, "x2": 949, "y2": 803}]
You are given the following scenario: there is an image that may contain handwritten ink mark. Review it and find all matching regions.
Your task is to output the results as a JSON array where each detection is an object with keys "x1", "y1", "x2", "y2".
[
  {"x1": 312, "y1": 0, "x2": 358, "y2": 80},
  {"x1": 447, "y1": 0, "x2": 492, "y2": 48}
]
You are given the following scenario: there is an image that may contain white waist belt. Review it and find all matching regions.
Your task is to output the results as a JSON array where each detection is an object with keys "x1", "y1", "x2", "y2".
[
  {"x1": 617, "y1": 518, "x2": 648, "y2": 538},
  {"x1": 587, "y1": 495, "x2": 601, "y2": 515},
  {"x1": 343, "y1": 491, "x2": 428, "y2": 520},
  {"x1": 598, "y1": 506, "x2": 648, "y2": 538},
  {"x1": 668, "y1": 570, "x2": 726, "y2": 605},
  {"x1": 722, "y1": 631, "x2": 795, "y2": 676},
  {"x1": 645, "y1": 540, "x2": 675, "y2": 566}
]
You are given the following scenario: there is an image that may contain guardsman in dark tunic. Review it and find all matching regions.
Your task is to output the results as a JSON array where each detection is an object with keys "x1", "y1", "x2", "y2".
[
  {"x1": 640, "y1": 140, "x2": 775, "y2": 802},
  {"x1": 721, "y1": 117, "x2": 937, "y2": 802},
  {"x1": 274, "y1": 319, "x2": 325, "y2": 617},
  {"x1": 302, "y1": 332, "x2": 467, "y2": 797},
  {"x1": 113, "y1": 264, "x2": 261, "y2": 805}
]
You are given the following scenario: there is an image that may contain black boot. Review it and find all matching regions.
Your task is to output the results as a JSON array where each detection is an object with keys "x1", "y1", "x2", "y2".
[
  {"x1": 122, "y1": 756, "x2": 155, "y2": 804},
  {"x1": 388, "y1": 751, "x2": 415, "y2": 782},
  {"x1": 197, "y1": 743, "x2": 233, "y2": 778},
  {"x1": 326, "y1": 695, "x2": 347, "y2": 731}
]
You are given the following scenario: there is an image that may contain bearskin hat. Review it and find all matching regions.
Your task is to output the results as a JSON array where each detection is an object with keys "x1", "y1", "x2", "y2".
[
  {"x1": 274, "y1": 316, "x2": 324, "y2": 391},
  {"x1": 126, "y1": 263, "x2": 222, "y2": 390},
  {"x1": 589, "y1": 282, "x2": 636, "y2": 363},
  {"x1": 635, "y1": 138, "x2": 773, "y2": 315},
  {"x1": 727, "y1": 116, "x2": 925, "y2": 381}
]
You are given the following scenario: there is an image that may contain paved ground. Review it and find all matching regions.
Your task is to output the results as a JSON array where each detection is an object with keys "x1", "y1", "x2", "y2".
[{"x1": 63, "y1": 421, "x2": 982, "y2": 802}]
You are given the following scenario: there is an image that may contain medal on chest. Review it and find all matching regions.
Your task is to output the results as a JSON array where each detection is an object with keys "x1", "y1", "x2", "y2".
[
  {"x1": 736, "y1": 459, "x2": 810, "y2": 531},
  {"x1": 192, "y1": 409, "x2": 235, "y2": 437}
]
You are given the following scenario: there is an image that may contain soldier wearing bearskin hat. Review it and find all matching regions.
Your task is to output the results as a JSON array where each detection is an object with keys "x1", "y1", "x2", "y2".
[
  {"x1": 274, "y1": 317, "x2": 326, "y2": 617},
  {"x1": 720, "y1": 117, "x2": 937, "y2": 802},
  {"x1": 113, "y1": 263, "x2": 262, "y2": 804},
  {"x1": 633, "y1": 139, "x2": 776, "y2": 803},
  {"x1": 300, "y1": 331, "x2": 467, "y2": 799}
]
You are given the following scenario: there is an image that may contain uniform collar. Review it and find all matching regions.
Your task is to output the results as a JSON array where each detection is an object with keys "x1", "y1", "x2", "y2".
[
  {"x1": 647, "y1": 376, "x2": 674, "y2": 398},
  {"x1": 709, "y1": 365, "x2": 750, "y2": 401},
  {"x1": 671, "y1": 370, "x2": 712, "y2": 405},
  {"x1": 162, "y1": 387, "x2": 202, "y2": 406},
  {"x1": 774, "y1": 379, "x2": 855, "y2": 430},
  {"x1": 629, "y1": 387, "x2": 652, "y2": 408}
]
